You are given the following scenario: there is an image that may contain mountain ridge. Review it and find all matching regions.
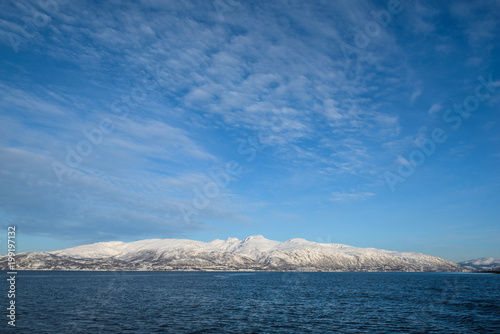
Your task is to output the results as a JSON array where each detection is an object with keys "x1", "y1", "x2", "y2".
[
  {"x1": 1, "y1": 235, "x2": 466, "y2": 272},
  {"x1": 458, "y1": 257, "x2": 500, "y2": 271}
]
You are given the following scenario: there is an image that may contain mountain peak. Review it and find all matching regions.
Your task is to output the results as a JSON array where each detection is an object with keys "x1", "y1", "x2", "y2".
[
  {"x1": 224, "y1": 237, "x2": 239, "y2": 242},
  {"x1": 285, "y1": 238, "x2": 309, "y2": 243},
  {"x1": 243, "y1": 235, "x2": 266, "y2": 241}
]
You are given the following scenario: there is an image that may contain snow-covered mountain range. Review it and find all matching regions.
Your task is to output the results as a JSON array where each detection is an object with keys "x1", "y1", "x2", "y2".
[
  {"x1": 1, "y1": 235, "x2": 466, "y2": 272},
  {"x1": 458, "y1": 257, "x2": 500, "y2": 271}
]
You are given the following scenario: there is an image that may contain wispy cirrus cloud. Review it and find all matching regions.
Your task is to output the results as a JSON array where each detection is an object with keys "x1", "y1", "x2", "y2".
[{"x1": 329, "y1": 191, "x2": 375, "y2": 203}]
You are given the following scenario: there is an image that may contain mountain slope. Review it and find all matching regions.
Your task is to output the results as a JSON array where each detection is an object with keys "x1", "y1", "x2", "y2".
[
  {"x1": 1, "y1": 235, "x2": 465, "y2": 272},
  {"x1": 458, "y1": 257, "x2": 500, "y2": 271}
]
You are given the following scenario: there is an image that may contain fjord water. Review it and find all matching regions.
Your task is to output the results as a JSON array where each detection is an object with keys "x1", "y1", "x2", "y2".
[{"x1": 3, "y1": 271, "x2": 499, "y2": 333}]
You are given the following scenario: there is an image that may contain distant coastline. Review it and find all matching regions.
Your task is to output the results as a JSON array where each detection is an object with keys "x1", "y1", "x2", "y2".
[{"x1": 472, "y1": 270, "x2": 500, "y2": 274}]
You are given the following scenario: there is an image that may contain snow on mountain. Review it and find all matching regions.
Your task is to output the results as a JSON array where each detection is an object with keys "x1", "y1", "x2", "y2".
[
  {"x1": 49, "y1": 241, "x2": 128, "y2": 259},
  {"x1": 1, "y1": 235, "x2": 466, "y2": 272},
  {"x1": 458, "y1": 257, "x2": 500, "y2": 270}
]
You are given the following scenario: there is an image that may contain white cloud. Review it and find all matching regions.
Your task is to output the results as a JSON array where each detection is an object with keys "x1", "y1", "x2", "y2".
[
  {"x1": 329, "y1": 191, "x2": 374, "y2": 203},
  {"x1": 428, "y1": 103, "x2": 442, "y2": 115},
  {"x1": 411, "y1": 87, "x2": 422, "y2": 103}
]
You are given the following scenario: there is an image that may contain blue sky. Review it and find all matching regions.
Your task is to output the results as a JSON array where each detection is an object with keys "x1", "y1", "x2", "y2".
[{"x1": 0, "y1": 0, "x2": 499, "y2": 262}]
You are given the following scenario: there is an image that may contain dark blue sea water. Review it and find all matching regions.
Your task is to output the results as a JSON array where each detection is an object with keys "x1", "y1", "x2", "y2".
[{"x1": 2, "y1": 271, "x2": 499, "y2": 333}]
